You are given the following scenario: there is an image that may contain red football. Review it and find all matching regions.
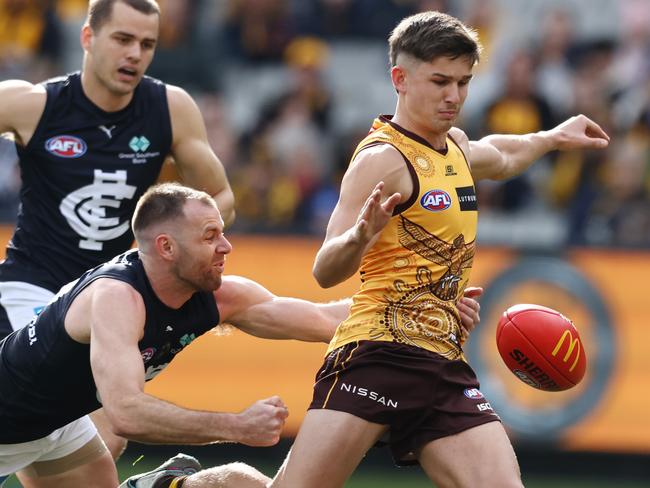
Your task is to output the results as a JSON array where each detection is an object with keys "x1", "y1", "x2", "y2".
[{"x1": 496, "y1": 304, "x2": 587, "y2": 391}]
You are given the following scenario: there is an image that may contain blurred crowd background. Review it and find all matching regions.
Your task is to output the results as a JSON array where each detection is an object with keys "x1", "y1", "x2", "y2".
[{"x1": 1, "y1": 0, "x2": 650, "y2": 248}]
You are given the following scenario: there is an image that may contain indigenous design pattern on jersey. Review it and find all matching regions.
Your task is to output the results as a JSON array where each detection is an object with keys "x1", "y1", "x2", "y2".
[{"x1": 328, "y1": 116, "x2": 478, "y2": 360}]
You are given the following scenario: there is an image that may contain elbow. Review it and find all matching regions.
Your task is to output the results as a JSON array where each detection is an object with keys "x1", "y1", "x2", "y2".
[
  {"x1": 220, "y1": 199, "x2": 235, "y2": 228},
  {"x1": 107, "y1": 414, "x2": 142, "y2": 439},
  {"x1": 224, "y1": 208, "x2": 236, "y2": 227},
  {"x1": 313, "y1": 266, "x2": 336, "y2": 289},
  {"x1": 112, "y1": 423, "x2": 140, "y2": 440},
  {"x1": 103, "y1": 401, "x2": 145, "y2": 439},
  {"x1": 315, "y1": 275, "x2": 335, "y2": 289},
  {"x1": 213, "y1": 189, "x2": 236, "y2": 227}
]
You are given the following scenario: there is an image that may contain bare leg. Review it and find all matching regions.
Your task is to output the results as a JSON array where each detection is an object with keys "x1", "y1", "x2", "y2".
[
  {"x1": 271, "y1": 409, "x2": 387, "y2": 488},
  {"x1": 418, "y1": 421, "x2": 523, "y2": 488},
  {"x1": 16, "y1": 450, "x2": 117, "y2": 488},
  {"x1": 90, "y1": 408, "x2": 128, "y2": 460}
]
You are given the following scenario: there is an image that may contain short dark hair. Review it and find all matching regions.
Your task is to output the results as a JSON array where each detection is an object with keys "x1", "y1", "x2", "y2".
[
  {"x1": 132, "y1": 183, "x2": 216, "y2": 238},
  {"x1": 388, "y1": 11, "x2": 482, "y2": 67},
  {"x1": 87, "y1": 0, "x2": 160, "y2": 32}
]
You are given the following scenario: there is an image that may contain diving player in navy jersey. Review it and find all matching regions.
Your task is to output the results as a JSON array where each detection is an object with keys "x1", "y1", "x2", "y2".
[
  {"x1": 0, "y1": 183, "x2": 340, "y2": 487},
  {"x1": 0, "y1": 0, "x2": 234, "y2": 467}
]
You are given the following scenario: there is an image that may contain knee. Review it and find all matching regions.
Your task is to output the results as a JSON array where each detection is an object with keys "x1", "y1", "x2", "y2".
[
  {"x1": 198, "y1": 462, "x2": 270, "y2": 488},
  {"x1": 223, "y1": 461, "x2": 267, "y2": 479},
  {"x1": 101, "y1": 433, "x2": 128, "y2": 461},
  {"x1": 493, "y1": 470, "x2": 524, "y2": 488}
]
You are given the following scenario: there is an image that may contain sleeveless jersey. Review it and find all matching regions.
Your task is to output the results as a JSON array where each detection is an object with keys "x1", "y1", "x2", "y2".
[
  {"x1": 327, "y1": 116, "x2": 478, "y2": 361},
  {"x1": 0, "y1": 72, "x2": 172, "y2": 292},
  {"x1": 0, "y1": 249, "x2": 220, "y2": 444}
]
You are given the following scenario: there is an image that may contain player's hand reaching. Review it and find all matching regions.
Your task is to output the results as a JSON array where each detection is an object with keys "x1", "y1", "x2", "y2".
[
  {"x1": 550, "y1": 114, "x2": 610, "y2": 150},
  {"x1": 235, "y1": 396, "x2": 289, "y2": 446},
  {"x1": 352, "y1": 181, "x2": 401, "y2": 246},
  {"x1": 458, "y1": 286, "x2": 483, "y2": 342}
]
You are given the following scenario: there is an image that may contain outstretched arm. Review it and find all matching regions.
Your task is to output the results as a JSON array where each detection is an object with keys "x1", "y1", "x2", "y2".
[
  {"x1": 89, "y1": 279, "x2": 286, "y2": 446},
  {"x1": 313, "y1": 145, "x2": 408, "y2": 288},
  {"x1": 167, "y1": 86, "x2": 235, "y2": 225},
  {"x1": 216, "y1": 275, "x2": 350, "y2": 342},
  {"x1": 457, "y1": 114, "x2": 610, "y2": 182}
]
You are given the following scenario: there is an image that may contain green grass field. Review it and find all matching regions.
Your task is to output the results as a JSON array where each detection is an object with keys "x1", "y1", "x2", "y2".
[
  {"x1": 3, "y1": 471, "x2": 648, "y2": 488},
  {"x1": 2, "y1": 462, "x2": 647, "y2": 487},
  {"x1": 3, "y1": 446, "x2": 648, "y2": 487}
]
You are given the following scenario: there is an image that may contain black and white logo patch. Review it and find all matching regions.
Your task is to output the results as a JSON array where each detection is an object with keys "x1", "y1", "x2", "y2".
[{"x1": 456, "y1": 186, "x2": 478, "y2": 211}]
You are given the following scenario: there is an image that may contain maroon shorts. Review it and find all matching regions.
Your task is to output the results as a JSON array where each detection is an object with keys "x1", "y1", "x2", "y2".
[{"x1": 309, "y1": 340, "x2": 500, "y2": 465}]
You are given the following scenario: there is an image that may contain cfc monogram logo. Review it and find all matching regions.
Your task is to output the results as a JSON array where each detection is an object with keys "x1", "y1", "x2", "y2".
[
  {"x1": 59, "y1": 170, "x2": 137, "y2": 250},
  {"x1": 551, "y1": 329, "x2": 581, "y2": 372}
]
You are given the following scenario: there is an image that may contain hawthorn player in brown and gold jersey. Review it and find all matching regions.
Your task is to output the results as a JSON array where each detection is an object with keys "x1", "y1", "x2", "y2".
[
  {"x1": 270, "y1": 10, "x2": 610, "y2": 488},
  {"x1": 328, "y1": 115, "x2": 478, "y2": 360}
]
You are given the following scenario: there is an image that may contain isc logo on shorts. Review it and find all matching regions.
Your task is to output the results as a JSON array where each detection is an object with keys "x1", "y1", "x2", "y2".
[
  {"x1": 45, "y1": 135, "x2": 87, "y2": 158},
  {"x1": 477, "y1": 402, "x2": 493, "y2": 412}
]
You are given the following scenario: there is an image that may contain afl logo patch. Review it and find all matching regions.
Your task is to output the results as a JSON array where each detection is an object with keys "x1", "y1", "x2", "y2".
[
  {"x1": 463, "y1": 388, "x2": 485, "y2": 399},
  {"x1": 45, "y1": 135, "x2": 87, "y2": 158},
  {"x1": 420, "y1": 189, "x2": 452, "y2": 211},
  {"x1": 141, "y1": 347, "x2": 156, "y2": 363}
]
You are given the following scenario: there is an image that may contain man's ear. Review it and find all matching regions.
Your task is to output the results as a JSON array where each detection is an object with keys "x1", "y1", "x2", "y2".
[
  {"x1": 154, "y1": 234, "x2": 175, "y2": 261},
  {"x1": 80, "y1": 24, "x2": 93, "y2": 52},
  {"x1": 391, "y1": 65, "x2": 407, "y2": 94}
]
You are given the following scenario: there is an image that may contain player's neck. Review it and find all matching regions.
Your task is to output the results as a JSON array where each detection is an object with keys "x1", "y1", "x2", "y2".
[
  {"x1": 142, "y1": 259, "x2": 195, "y2": 310},
  {"x1": 80, "y1": 70, "x2": 133, "y2": 113},
  {"x1": 392, "y1": 109, "x2": 448, "y2": 150}
]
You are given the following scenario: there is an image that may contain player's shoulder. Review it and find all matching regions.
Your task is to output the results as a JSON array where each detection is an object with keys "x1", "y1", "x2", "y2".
[
  {"x1": 84, "y1": 277, "x2": 143, "y2": 308},
  {"x1": 217, "y1": 276, "x2": 264, "y2": 300},
  {"x1": 165, "y1": 83, "x2": 200, "y2": 120},
  {"x1": 353, "y1": 141, "x2": 404, "y2": 168},
  {"x1": 448, "y1": 126, "x2": 469, "y2": 146},
  {"x1": 0, "y1": 80, "x2": 47, "y2": 136},
  {"x1": 448, "y1": 127, "x2": 470, "y2": 157},
  {"x1": 165, "y1": 83, "x2": 194, "y2": 104},
  {"x1": 215, "y1": 276, "x2": 273, "y2": 320},
  {"x1": 0, "y1": 80, "x2": 46, "y2": 104},
  {"x1": 91, "y1": 276, "x2": 139, "y2": 294}
]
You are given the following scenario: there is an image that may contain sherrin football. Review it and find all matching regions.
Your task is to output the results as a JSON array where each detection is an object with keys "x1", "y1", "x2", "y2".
[{"x1": 496, "y1": 304, "x2": 587, "y2": 391}]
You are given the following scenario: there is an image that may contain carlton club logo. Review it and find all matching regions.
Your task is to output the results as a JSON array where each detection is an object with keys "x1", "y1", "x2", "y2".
[
  {"x1": 420, "y1": 189, "x2": 452, "y2": 211},
  {"x1": 45, "y1": 135, "x2": 87, "y2": 158},
  {"x1": 59, "y1": 169, "x2": 137, "y2": 251}
]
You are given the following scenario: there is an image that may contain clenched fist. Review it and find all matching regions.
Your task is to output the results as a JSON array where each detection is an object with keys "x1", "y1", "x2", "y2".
[{"x1": 235, "y1": 396, "x2": 289, "y2": 446}]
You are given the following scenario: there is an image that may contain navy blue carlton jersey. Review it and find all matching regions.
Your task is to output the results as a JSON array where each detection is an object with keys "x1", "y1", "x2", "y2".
[
  {"x1": 0, "y1": 72, "x2": 172, "y2": 291},
  {"x1": 0, "y1": 250, "x2": 220, "y2": 443}
]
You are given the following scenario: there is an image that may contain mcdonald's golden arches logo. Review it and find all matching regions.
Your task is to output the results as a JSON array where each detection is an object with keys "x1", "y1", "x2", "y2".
[{"x1": 551, "y1": 329, "x2": 581, "y2": 372}]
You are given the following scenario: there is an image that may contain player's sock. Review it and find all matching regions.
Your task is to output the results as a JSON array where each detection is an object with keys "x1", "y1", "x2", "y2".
[{"x1": 163, "y1": 476, "x2": 187, "y2": 488}]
